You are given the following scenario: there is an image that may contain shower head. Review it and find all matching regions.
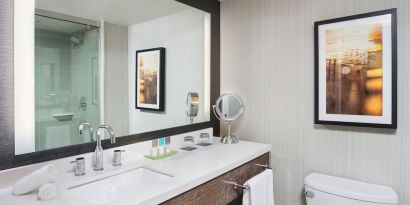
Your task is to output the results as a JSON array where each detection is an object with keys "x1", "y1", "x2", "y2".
[{"x1": 70, "y1": 36, "x2": 80, "y2": 44}]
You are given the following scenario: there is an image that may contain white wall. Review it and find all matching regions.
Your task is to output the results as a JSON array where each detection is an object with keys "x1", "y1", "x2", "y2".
[
  {"x1": 14, "y1": 0, "x2": 35, "y2": 154},
  {"x1": 221, "y1": 0, "x2": 410, "y2": 204},
  {"x1": 104, "y1": 22, "x2": 129, "y2": 137},
  {"x1": 128, "y1": 9, "x2": 210, "y2": 134}
]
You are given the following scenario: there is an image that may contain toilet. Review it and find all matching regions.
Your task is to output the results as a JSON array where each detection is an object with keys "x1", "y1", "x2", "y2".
[{"x1": 304, "y1": 173, "x2": 398, "y2": 205}]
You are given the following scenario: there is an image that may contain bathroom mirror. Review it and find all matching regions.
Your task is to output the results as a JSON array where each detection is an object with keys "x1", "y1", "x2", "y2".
[
  {"x1": 13, "y1": 0, "x2": 212, "y2": 154},
  {"x1": 213, "y1": 93, "x2": 245, "y2": 144},
  {"x1": 186, "y1": 92, "x2": 200, "y2": 124}
]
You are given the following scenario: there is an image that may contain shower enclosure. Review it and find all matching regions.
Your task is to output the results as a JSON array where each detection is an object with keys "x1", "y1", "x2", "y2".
[{"x1": 35, "y1": 14, "x2": 100, "y2": 151}]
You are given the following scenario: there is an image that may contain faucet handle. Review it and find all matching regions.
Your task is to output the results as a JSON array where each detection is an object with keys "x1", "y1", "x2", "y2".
[
  {"x1": 113, "y1": 150, "x2": 125, "y2": 167},
  {"x1": 70, "y1": 157, "x2": 86, "y2": 176}
]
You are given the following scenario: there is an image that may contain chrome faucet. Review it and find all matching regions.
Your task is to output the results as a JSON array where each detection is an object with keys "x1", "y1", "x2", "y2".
[
  {"x1": 94, "y1": 125, "x2": 116, "y2": 171},
  {"x1": 78, "y1": 122, "x2": 94, "y2": 142}
]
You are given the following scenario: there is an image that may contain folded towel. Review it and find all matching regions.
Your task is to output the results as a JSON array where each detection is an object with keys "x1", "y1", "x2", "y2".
[
  {"x1": 38, "y1": 183, "x2": 58, "y2": 201},
  {"x1": 13, "y1": 164, "x2": 58, "y2": 195},
  {"x1": 243, "y1": 169, "x2": 274, "y2": 205}
]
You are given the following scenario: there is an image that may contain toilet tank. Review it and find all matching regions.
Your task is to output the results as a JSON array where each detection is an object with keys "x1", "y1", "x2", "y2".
[{"x1": 304, "y1": 173, "x2": 398, "y2": 205}]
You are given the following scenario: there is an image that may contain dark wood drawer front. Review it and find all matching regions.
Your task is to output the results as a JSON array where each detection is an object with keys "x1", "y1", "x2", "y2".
[{"x1": 161, "y1": 153, "x2": 270, "y2": 205}]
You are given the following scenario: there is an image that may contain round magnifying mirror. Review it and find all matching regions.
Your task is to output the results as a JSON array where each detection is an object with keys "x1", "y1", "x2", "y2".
[{"x1": 213, "y1": 93, "x2": 245, "y2": 144}]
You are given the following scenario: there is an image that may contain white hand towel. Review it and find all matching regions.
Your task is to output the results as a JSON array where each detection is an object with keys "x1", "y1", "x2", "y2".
[
  {"x1": 13, "y1": 164, "x2": 58, "y2": 195},
  {"x1": 243, "y1": 169, "x2": 274, "y2": 205},
  {"x1": 38, "y1": 183, "x2": 58, "y2": 201}
]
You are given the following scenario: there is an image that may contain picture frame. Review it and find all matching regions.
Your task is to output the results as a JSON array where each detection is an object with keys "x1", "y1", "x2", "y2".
[
  {"x1": 135, "y1": 47, "x2": 165, "y2": 111},
  {"x1": 314, "y1": 9, "x2": 397, "y2": 129}
]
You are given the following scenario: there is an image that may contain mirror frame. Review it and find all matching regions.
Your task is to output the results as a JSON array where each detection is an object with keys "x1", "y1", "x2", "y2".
[{"x1": 0, "y1": 0, "x2": 220, "y2": 170}]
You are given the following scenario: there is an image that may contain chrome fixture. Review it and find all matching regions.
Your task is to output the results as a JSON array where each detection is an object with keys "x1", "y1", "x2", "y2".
[
  {"x1": 305, "y1": 190, "x2": 315, "y2": 198},
  {"x1": 186, "y1": 92, "x2": 199, "y2": 124},
  {"x1": 70, "y1": 157, "x2": 86, "y2": 176},
  {"x1": 212, "y1": 93, "x2": 245, "y2": 144},
  {"x1": 78, "y1": 122, "x2": 94, "y2": 142},
  {"x1": 94, "y1": 125, "x2": 116, "y2": 171},
  {"x1": 98, "y1": 125, "x2": 116, "y2": 144},
  {"x1": 222, "y1": 164, "x2": 276, "y2": 190},
  {"x1": 223, "y1": 180, "x2": 249, "y2": 190},
  {"x1": 255, "y1": 163, "x2": 275, "y2": 170},
  {"x1": 223, "y1": 164, "x2": 275, "y2": 190},
  {"x1": 79, "y1": 96, "x2": 87, "y2": 111},
  {"x1": 113, "y1": 150, "x2": 125, "y2": 167}
]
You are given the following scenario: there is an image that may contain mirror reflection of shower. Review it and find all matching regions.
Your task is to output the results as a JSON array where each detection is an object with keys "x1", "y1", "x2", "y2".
[{"x1": 34, "y1": 13, "x2": 100, "y2": 151}]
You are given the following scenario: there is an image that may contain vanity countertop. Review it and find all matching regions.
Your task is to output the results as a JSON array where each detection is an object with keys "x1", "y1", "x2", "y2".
[{"x1": 0, "y1": 139, "x2": 270, "y2": 205}]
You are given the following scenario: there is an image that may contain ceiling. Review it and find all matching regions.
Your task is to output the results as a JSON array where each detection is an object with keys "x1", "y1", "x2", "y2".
[{"x1": 35, "y1": 0, "x2": 192, "y2": 27}]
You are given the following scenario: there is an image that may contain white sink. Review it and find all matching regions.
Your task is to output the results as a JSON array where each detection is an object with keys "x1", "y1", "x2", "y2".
[{"x1": 65, "y1": 167, "x2": 174, "y2": 205}]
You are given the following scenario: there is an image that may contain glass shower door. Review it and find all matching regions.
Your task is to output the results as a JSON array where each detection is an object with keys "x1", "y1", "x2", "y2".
[{"x1": 35, "y1": 15, "x2": 100, "y2": 151}]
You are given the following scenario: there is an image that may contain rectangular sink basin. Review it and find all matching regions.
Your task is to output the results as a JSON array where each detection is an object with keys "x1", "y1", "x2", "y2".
[{"x1": 65, "y1": 167, "x2": 174, "y2": 205}]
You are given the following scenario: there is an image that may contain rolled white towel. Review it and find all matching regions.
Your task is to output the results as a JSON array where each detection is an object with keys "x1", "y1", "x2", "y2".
[
  {"x1": 38, "y1": 183, "x2": 58, "y2": 201},
  {"x1": 13, "y1": 164, "x2": 58, "y2": 195}
]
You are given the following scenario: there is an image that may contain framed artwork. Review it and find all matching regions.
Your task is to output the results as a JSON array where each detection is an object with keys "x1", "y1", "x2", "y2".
[
  {"x1": 135, "y1": 47, "x2": 165, "y2": 111},
  {"x1": 314, "y1": 9, "x2": 397, "y2": 129}
]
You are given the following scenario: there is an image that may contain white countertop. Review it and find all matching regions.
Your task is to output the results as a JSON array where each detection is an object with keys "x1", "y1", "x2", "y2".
[{"x1": 0, "y1": 139, "x2": 270, "y2": 205}]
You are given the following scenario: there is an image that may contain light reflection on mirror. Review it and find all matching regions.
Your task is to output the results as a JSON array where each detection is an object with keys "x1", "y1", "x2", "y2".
[{"x1": 14, "y1": 0, "x2": 211, "y2": 154}]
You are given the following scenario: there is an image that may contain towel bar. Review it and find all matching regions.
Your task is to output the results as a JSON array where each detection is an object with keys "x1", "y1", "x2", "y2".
[
  {"x1": 223, "y1": 164, "x2": 276, "y2": 190},
  {"x1": 223, "y1": 180, "x2": 249, "y2": 190},
  {"x1": 255, "y1": 163, "x2": 276, "y2": 171}
]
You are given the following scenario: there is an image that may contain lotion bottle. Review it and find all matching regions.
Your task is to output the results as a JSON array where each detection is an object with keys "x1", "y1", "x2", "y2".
[{"x1": 151, "y1": 139, "x2": 159, "y2": 157}]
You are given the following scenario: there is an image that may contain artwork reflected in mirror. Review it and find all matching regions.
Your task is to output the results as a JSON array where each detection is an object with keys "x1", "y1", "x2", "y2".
[
  {"x1": 136, "y1": 48, "x2": 165, "y2": 111},
  {"x1": 315, "y1": 9, "x2": 397, "y2": 128},
  {"x1": 14, "y1": 0, "x2": 211, "y2": 154}
]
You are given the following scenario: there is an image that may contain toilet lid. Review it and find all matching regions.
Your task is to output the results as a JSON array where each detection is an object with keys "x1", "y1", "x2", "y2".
[{"x1": 304, "y1": 173, "x2": 398, "y2": 204}]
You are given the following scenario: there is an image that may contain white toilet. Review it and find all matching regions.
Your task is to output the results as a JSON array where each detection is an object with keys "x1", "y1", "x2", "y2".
[{"x1": 304, "y1": 173, "x2": 398, "y2": 205}]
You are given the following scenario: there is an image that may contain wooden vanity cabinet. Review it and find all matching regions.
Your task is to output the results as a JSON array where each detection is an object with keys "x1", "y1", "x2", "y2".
[{"x1": 161, "y1": 153, "x2": 270, "y2": 205}]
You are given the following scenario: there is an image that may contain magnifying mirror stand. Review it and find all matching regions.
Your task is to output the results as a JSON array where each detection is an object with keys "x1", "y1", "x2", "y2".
[
  {"x1": 212, "y1": 93, "x2": 245, "y2": 144},
  {"x1": 221, "y1": 123, "x2": 239, "y2": 144}
]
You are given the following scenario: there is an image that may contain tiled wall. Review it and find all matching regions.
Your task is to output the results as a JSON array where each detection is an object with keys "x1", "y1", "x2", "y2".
[{"x1": 220, "y1": 0, "x2": 410, "y2": 204}]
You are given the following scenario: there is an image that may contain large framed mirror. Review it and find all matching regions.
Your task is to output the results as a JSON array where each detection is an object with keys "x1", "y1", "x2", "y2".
[{"x1": 0, "y1": 0, "x2": 220, "y2": 170}]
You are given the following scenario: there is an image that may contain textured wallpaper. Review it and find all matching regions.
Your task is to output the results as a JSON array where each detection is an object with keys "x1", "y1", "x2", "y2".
[
  {"x1": 0, "y1": 0, "x2": 15, "y2": 169},
  {"x1": 221, "y1": 0, "x2": 409, "y2": 204}
]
